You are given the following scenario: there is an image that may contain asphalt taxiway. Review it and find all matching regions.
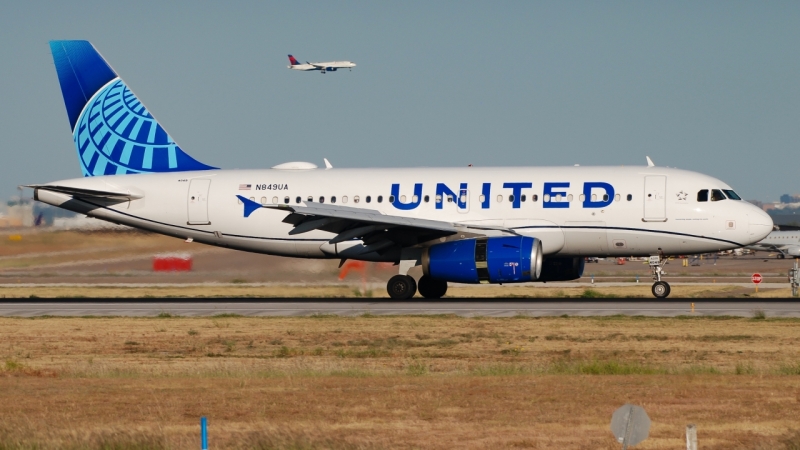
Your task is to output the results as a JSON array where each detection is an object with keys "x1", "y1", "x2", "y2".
[{"x1": 0, "y1": 300, "x2": 798, "y2": 317}]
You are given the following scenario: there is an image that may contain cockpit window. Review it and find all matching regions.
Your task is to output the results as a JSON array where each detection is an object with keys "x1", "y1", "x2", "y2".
[
  {"x1": 723, "y1": 189, "x2": 741, "y2": 200},
  {"x1": 711, "y1": 189, "x2": 726, "y2": 201},
  {"x1": 697, "y1": 189, "x2": 708, "y2": 202}
]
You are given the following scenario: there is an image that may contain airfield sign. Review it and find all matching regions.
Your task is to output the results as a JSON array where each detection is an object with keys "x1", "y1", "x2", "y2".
[{"x1": 610, "y1": 404, "x2": 650, "y2": 449}]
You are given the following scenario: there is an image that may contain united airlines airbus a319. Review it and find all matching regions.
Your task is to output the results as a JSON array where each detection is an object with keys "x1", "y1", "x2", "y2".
[
  {"x1": 287, "y1": 54, "x2": 355, "y2": 73},
  {"x1": 31, "y1": 41, "x2": 773, "y2": 299}
]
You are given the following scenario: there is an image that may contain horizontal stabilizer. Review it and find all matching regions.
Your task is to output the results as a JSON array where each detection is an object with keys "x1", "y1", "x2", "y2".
[{"x1": 27, "y1": 184, "x2": 143, "y2": 200}]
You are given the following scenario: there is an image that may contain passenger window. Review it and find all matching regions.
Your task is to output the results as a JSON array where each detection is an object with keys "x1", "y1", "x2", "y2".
[
  {"x1": 521, "y1": 194, "x2": 527, "y2": 202},
  {"x1": 532, "y1": 195, "x2": 538, "y2": 202},
  {"x1": 723, "y1": 189, "x2": 741, "y2": 200},
  {"x1": 543, "y1": 194, "x2": 550, "y2": 202},
  {"x1": 424, "y1": 195, "x2": 430, "y2": 203},
  {"x1": 284, "y1": 196, "x2": 289, "y2": 204},
  {"x1": 272, "y1": 196, "x2": 278, "y2": 204},
  {"x1": 508, "y1": 195, "x2": 515, "y2": 203},
  {"x1": 627, "y1": 194, "x2": 632, "y2": 201},
  {"x1": 261, "y1": 197, "x2": 267, "y2": 205},
  {"x1": 579, "y1": 194, "x2": 585, "y2": 202},
  {"x1": 435, "y1": 195, "x2": 442, "y2": 203},
  {"x1": 555, "y1": 194, "x2": 562, "y2": 202},
  {"x1": 319, "y1": 196, "x2": 325, "y2": 203},
  {"x1": 249, "y1": 197, "x2": 255, "y2": 202},
  {"x1": 479, "y1": 195, "x2": 485, "y2": 203},
  {"x1": 307, "y1": 196, "x2": 313, "y2": 202},
  {"x1": 614, "y1": 194, "x2": 620, "y2": 202},
  {"x1": 295, "y1": 196, "x2": 301, "y2": 204},
  {"x1": 603, "y1": 194, "x2": 609, "y2": 202},
  {"x1": 567, "y1": 194, "x2": 573, "y2": 202},
  {"x1": 711, "y1": 189, "x2": 726, "y2": 201},
  {"x1": 331, "y1": 196, "x2": 336, "y2": 204},
  {"x1": 342, "y1": 196, "x2": 348, "y2": 203},
  {"x1": 496, "y1": 195, "x2": 503, "y2": 203},
  {"x1": 365, "y1": 196, "x2": 371, "y2": 203},
  {"x1": 389, "y1": 195, "x2": 395, "y2": 203},
  {"x1": 697, "y1": 190, "x2": 708, "y2": 202},
  {"x1": 447, "y1": 195, "x2": 453, "y2": 203},
  {"x1": 412, "y1": 195, "x2": 418, "y2": 203},
  {"x1": 353, "y1": 195, "x2": 360, "y2": 203}
]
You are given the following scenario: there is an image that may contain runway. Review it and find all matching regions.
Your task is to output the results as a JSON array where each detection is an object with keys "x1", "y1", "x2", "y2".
[{"x1": 0, "y1": 300, "x2": 798, "y2": 317}]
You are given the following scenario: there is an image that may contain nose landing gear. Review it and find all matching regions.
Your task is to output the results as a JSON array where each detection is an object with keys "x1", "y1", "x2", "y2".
[{"x1": 649, "y1": 254, "x2": 671, "y2": 298}]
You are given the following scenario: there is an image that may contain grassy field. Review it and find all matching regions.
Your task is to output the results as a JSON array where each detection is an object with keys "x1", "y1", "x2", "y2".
[{"x1": 2, "y1": 315, "x2": 800, "y2": 449}]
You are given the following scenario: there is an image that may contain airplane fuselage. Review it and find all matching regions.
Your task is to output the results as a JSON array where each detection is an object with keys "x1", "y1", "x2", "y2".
[
  {"x1": 288, "y1": 61, "x2": 356, "y2": 72},
  {"x1": 35, "y1": 165, "x2": 773, "y2": 262}
]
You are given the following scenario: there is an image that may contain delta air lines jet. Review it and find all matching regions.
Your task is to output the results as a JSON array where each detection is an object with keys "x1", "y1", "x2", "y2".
[
  {"x1": 31, "y1": 41, "x2": 773, "y2": 299},
  {"x1": 287, "y1": 54, "x2": 356, "y2": 73}
]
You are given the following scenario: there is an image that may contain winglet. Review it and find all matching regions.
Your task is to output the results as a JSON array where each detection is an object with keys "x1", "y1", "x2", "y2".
[
  {"x1": 237, "y1": 195, "x2": 262, "y2": 218},
  {"x1": 646, "y1": 156, "x2": 655, "y2": 167},
  {"x1": 324, "y1": 158, "x2": 333, "y2": 169}
]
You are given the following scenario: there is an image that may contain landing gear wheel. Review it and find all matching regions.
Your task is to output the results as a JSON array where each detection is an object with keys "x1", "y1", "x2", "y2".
[
  {"x1": 779, "y1": 254, "x2": 786, "y2": 259},
  {"x1": 417, "y1": 275, "x2": 448, "y2": 299},
  {"x1": 387, "y1": 275, "x2": 417, "y2": 300},
  {"x1": 652, "y1": 281, "x2": 670, "y2": 299}
]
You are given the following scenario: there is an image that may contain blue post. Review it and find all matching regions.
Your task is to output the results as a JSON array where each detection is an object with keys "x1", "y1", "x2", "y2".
[{"x1": 201, "y1": 416, "x2": 208, "y2": 450}]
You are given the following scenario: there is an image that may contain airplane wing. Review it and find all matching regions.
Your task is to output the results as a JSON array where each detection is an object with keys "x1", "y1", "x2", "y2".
[
  {"x1": 237, "y1": 195, "x2": 510, "y2": 255},
  {"x1": 26, "y1": 184, "x2": 143, "y2": 200}
]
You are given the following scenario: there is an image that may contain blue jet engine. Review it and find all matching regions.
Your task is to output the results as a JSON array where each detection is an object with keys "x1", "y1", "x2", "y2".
[{"x1": 422, "y1": 236, "x2": 543, "y2": 284}]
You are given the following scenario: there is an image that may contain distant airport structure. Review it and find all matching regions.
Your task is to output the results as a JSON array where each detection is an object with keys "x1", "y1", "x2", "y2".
[{"x1": 287, "y1": 54, "x2": 356, "y2": 73}]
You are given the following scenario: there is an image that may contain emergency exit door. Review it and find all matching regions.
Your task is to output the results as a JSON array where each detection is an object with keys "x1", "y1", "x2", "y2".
[
  {"x1": 187, "y1": 179, "x2": 211, "y2": 225},
  {"x1": 643, "y1": 175, "x2": 666, "y2": 222}
]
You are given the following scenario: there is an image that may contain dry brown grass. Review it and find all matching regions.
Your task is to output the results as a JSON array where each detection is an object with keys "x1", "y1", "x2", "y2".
[{"x1": 1, "y1": 315, "x2": 800, "y2": 449}]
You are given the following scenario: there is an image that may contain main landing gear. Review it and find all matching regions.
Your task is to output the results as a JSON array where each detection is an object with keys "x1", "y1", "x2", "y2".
[
  {"x1": 386, "y1": 275, "x2": 448, "y2": 300},
  {"x1": 649, "y1": 254, "x2": 671, "y2": 299}
]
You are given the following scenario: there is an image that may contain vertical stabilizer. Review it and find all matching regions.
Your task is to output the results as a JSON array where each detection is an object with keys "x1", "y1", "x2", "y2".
[{"x1": 49, "y1": 40, "x2": 217, "y2": 176}]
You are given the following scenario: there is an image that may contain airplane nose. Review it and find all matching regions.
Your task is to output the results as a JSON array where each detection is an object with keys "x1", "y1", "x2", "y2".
[{"x1": 747, "y1": 207, "x2": 773, "y2": 242}]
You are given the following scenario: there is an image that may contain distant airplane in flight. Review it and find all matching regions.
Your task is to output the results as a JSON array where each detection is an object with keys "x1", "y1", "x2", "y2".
[{"x1": 287, "y1": 54, "x2": 355, "y2": 73}]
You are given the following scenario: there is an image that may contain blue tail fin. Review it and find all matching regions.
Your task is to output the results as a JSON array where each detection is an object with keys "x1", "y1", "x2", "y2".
[{"x1": 49, "y1": 40, "x2": 217, "y2": 176}]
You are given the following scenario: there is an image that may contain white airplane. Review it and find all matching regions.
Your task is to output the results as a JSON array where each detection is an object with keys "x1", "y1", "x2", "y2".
[
  {"x1": 32, "y1": 41, "x2": 773, "y2": 299},
  {"x1": 747, "y1": 227, "x2": 800, "y2": 258},
  {"x1": 287, "y1": 54, "x2": 355, "y2": 73}
]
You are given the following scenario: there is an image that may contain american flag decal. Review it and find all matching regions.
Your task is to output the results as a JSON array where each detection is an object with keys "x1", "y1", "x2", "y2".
[{"x1": 239, "y1": 184, "x2": 251, "y2": 190}]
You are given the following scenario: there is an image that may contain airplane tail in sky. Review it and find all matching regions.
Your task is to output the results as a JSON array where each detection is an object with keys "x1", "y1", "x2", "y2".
[
  {"x1": 49, "y1": 40, "x2": 217, "y2": 176},
  {"x1": 288, "y1": 54, "x2": 300, "y2": 66}
]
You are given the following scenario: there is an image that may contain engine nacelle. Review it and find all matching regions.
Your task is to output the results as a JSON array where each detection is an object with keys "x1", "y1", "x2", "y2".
[
  {"x1": 538, "y1": 257, "x2": 585, "y2": 282},
  {"x1": 422, "y1": 236, "x2": 542, "y2": 284},
  {"x1": 787, "y1": 247, "x2": 800, "y2": 257}
]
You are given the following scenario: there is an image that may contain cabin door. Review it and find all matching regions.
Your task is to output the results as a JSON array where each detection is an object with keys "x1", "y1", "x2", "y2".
[
  {"x1": 643, "y1": 176, "x2": 667, "y2": 222},
  {"x1": 187, "y1": 179, "x2": 211, "y2": 225}
]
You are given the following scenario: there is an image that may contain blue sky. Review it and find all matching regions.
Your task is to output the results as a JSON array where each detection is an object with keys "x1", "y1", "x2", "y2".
[{"x1": 1, "y1": 1, "x2": 798, "y2": 201}]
